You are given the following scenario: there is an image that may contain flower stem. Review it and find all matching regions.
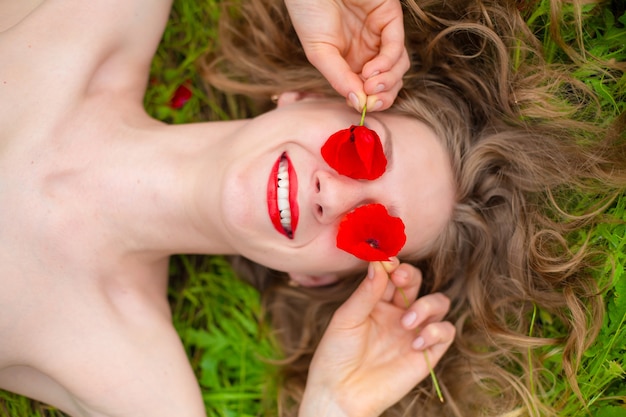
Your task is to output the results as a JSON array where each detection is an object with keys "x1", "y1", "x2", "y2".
[
  {"x1": 528, "y1": 303, "x2": 537, "y2": 398},
  {"x1": 397, "y1": 287, "x2": 445, "y2": 403},
  {"x1": 359, "y1": 102, "x2": 367, "y2": 126},
  {"x1": 424, "y1": 350, "x2": 444, "y2": 403},
  {"x1": 398, "y1": 286, "x2": 410, "y2": 307}
]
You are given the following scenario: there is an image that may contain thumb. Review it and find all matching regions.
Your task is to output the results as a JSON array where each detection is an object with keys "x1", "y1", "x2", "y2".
[{"x1": 332, "y1": 262, "x2": 389, "y2": 327}]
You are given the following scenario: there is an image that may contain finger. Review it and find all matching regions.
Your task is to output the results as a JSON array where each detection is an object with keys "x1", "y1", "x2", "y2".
[
  {"x1": 381, "y1": 256, "x2": 399, "y2": 274},
  {"x1": 381, "y1": 259, "x2": 423, "y2": 308},
  {"x1": 363, "y1": 58, "x2": 408, "y2": 110},
  {"x1": 389, "y1": 263, "x2": 423, "y2": 308},
  {"x1": 305, "y1": 45, "x2": 367, "y2": 111},
  {"x1": 361, "y1": 43, "x2": 408, "y2": 82},
  {"x1": 331, "y1": 262, "x2": 388, "y2": 328},
  {"x1": 411, "y1": 321, "x2": 456, "y2": 355},
  {"x1": 364, "y1": 89, "x2": 397, "y2": 112},
  {"x1": 361, "y1": 11, "x2": 406, "y2": 79},
  {"x1": 364, "y1": 76, "x2": 403, "y2": 111},
  {"x1": 401, "y1": 292, "x2": 451, "y2": 331},
  {"x1": 363, "y1": 49, "x2": 409, "y2": 95},
  {"x1": 380, "y1": 257, "x2": 399, "y2": 302},
  {"x1": 388, "y1": 321, "x2": 455, "y2": 393}
]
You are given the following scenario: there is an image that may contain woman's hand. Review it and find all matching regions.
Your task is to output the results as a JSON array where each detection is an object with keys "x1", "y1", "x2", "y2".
[
  {"x1": 299, "y1": 259, "x2": 455, "y2": 417},
  {"x1": 285, "y1": 0, "x2": 409, "y2": 113}
]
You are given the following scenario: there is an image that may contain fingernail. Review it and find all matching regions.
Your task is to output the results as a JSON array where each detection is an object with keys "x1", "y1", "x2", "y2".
[
  {"x1": 348, "y1": 92, "x2": 360, "y2": 111},
  {"x1": 367, "y1": 262, "x2": 375, "y2": 279},
  {"x1": 372, "y1": 100, "x2": 383, "y2": 111},
  {"x1": 381, "y1": 257, "x2": 397, "y2": 274},
  {"x1": 402, "y1": 311, "x2": 417, "y2": 328},
  {"x1": 381, "y1": 256, "x2": 400, "y2": 274},
  {"x1": 393, "y1": 268, "x2": 408, "y2": 282},
  {"x1": 412, "y1": 336, "x2": 425, "y2": 350},
  {"x1": 374, "y1": 83, "x2": 385, "y2": 94},
  {"x1": 369, "y1": 70, "x2": 381, "y2": 78}
]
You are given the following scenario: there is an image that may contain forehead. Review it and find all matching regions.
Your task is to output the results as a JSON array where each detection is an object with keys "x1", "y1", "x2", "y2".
[{"x1": 370, "y1": 112, "x2": 456, "y2": 259}]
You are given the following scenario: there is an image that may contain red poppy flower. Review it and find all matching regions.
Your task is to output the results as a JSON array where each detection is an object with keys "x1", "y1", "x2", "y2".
[
  {"x1": 170, "y1": 84, "x2": 193, "y2": 109},
  {"x1": 336, "y1": 204, "x2": 406, "y2": 261},
  {"x1": 321, "y1": 125, "x2": 387, "y2": 180}
]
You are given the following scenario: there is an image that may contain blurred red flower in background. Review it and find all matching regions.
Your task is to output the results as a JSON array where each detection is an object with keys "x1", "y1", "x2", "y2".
[{"x1": 170, "y1": 84, "x2": 192, "y2": 109}]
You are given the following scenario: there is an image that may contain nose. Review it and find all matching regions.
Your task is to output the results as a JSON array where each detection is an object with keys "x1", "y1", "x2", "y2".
[{"x1": 312, "y1": 170, "x2": 375, "y2": 224}]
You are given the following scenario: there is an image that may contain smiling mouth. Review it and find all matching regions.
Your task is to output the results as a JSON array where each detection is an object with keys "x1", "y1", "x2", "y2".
[{"x1": 267, "y1": 152, "x2": 299, "y2": 239}]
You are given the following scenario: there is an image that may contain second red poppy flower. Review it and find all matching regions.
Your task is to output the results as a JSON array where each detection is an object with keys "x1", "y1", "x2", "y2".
[{"x1": 336, "y1": 204, "x2": 406, "y2": 261}]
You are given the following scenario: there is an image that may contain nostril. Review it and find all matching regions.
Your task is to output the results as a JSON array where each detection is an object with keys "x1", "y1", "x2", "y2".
[
  {"x1": 316, "y1": 204, "x2": 324, "y2": 216},
  {"x1": 316, "y1": 179, "x2": 321, "y2": 192}
]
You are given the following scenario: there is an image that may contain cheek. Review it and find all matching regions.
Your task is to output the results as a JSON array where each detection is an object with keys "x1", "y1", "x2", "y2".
[
  {"x1": 278, "y1": 243, "x2": 365, "y2": 276},
  {"x1": 242, "y1": 208, "x2": 367, "y2": 275},
  {"x1": 400, "y1": 203, "x2": 453, "y2": 260},
  {"x1": 219, "y1": 171, "x2": 265, "y2": 238},
  {"x1": 313, "y1": 246, "x2": 367, "y2": 276}
]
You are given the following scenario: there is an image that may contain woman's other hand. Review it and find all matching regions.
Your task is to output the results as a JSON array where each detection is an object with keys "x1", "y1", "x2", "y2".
[
  {"x1": 299, "y1": 259, "x2": 455, "y2": 417},
  {"x1": 285, "y1": 0, "x2": 409, "y2": 113}
]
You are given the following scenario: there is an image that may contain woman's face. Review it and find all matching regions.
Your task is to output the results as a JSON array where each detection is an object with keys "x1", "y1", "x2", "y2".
[{"x1": 219, "y1": 96, "x2": 455, "y2": 285}]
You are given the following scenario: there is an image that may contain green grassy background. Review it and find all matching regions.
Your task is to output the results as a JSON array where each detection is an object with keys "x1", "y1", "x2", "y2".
[{"x1": 1, "y1": 0, "x2": 624, "y2": 416}]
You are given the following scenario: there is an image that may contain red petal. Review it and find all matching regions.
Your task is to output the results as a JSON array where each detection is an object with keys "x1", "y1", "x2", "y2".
[
  {"x1": 321, "y1": 128, "x2": 352, "y2": 176},
  {"x1": 336, "y1": 204, "x2": 406, "y2": 261},
  {"x1": 352, "y1": 126, "x2": 375, "y2": 173},
  {"x1": 321, "y1": 125, "x2": 387, "y2": 180},
  {"x1": 337, "y1": 137, "x2": 366, "y2": 178}
]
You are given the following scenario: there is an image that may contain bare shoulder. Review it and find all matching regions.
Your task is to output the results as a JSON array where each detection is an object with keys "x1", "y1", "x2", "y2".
[
  {"x1": 0, "y1": 284, "x2": 205, "y2": 417},
  {"x1": 0, "y1": 0, "x2": 174, "y2": 50},
  {"x1": 0, "y1": 0, "x2": 43, "y2": 32},
  {"x1": 0, "y1": 0, "x2": 174, "y2": 102}
]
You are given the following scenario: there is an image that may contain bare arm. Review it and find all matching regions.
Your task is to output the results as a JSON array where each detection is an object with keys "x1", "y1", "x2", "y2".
[{"x1": 0, "y1": 290, "x2": 205, "y2": 417}]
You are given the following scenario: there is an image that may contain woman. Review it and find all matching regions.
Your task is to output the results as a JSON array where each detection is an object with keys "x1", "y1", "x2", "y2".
[
  {"x1": 204, "y1": 0, "x2": 626, "y2": 415},
  {"x1": 0, "y1": 0, "x2": 455, "y2": 416}
]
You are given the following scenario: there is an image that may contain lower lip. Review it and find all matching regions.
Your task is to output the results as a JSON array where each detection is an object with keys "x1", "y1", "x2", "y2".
[{"x1": 267, "y1": 153, "x2": 299, "y2": 239}]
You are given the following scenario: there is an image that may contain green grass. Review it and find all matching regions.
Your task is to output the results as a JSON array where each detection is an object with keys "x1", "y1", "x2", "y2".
[
  {"x1": 524, "y1": 2, "x2": 626, "y2": 414},
  {"x1": 169, "y1": 256, "x2": 280, "y2": 417},
  {"x1": 1, "y1": 0, "x2": 624, "y2": 416},
  {"x1": 544, "y1": 197, "x2": 626, "y2": 416}
]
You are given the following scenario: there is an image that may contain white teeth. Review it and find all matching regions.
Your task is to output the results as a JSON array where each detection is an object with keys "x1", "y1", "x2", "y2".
[
  {"x1": 278, "y1": 197, "x2": 289, "y2": 211},
  {"x1": 277, "y1": 187, "x2": 289, "y2": 199},
  {"x1": 277, "y1": 156, "x2": 292, "y2": 234}
]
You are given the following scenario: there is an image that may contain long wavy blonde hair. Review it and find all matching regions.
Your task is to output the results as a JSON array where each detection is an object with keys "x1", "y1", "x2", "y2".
[{"x1": 201, "y1": 0, "x2": 626, "y2": 415}]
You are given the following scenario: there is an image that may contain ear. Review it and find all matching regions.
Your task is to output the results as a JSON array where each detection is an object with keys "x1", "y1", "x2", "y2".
[
  {"x1": 288, "y1": 272, "x2": 340, "y2": 287},
  {"x1": 275, "y1": 91, "x2": 325, "y2": 108}
]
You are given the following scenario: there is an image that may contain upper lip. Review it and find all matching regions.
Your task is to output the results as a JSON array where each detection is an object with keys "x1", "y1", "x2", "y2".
[{"x1": 267, "y1": 152, "x2": 299, "y2": 239}]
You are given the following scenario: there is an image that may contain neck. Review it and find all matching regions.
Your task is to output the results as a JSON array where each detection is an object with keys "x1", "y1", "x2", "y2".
[{"x1": 113, "y1": 118, "x2": 248, "y2": 258}]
